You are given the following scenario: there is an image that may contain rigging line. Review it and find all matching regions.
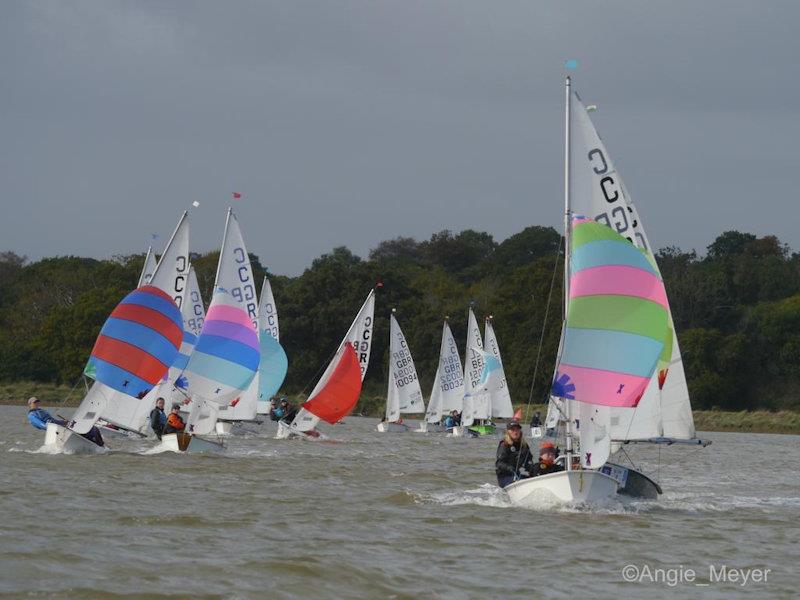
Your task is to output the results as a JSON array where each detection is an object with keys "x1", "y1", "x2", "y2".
[
  {"x1": 59, "y1": 376, "x2": 86, "y2": 408},
  {"x1": 513, "y1": 234, "x2": 565, "y2": 475},
  {"x1": 524, "y1": 234, "x2": 565, "y2": 424}
]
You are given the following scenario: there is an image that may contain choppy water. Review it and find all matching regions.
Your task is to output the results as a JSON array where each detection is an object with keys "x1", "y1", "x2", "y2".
[{"x1": 1, "y1": 405, "x2": 798, "y2": 599}]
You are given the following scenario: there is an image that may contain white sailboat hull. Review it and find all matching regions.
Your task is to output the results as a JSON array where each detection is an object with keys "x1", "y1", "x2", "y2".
[
  {"x1": 448, "y1": 426, "x2": 467, "y2": 437},
  {"x1": 505, "y1": 470, "x2": 618, "y2": 506},
  {"x1": 416, "y1": 422, "x2": 445, "y2": 433},
  {"x1": 160, "y1": 432, "x2": 225, "y2": 454},
  {"x1": 43, "y1": 423, "x2": 105, "y2": 455},
  {"x1": 376, "y1": 422, "x2": 410, "y2": 433},
  {"x1": 215, "y1": 421, "x2": 232, "y2": 436},
  {"x1": 275, "y1": 420, "x2": 325, "y2": 440}
]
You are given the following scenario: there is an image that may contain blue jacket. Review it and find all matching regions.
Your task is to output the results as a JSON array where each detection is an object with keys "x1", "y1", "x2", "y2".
[
  {"x1": 444, "y1": 415, "x2": 455, "y2": 428},
  {"x1": 28, "y1": 408, "x2": 57, "y2": 430}
]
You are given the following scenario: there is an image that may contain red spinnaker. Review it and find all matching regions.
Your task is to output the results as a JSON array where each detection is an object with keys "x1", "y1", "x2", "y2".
[{"x1": 302, "y1": 345, "x2": 362, "y2": 425}]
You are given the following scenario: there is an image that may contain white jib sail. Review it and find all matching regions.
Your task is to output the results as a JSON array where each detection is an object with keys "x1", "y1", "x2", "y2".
[
  {"x1": 569, "y1": 89, "x2": 694, "y2": 440},
  {"x1": 463, "y1": 308, "x2": 488, "y2": 425},
  {"x1": 578, "y1": 402, "x2": 611, "y2": 468},
  {"x1": 482, "y1": 318, "x2": 513, "y2": 419},
  {"x1": 97, "y1": 213, "x2": 191, "y2": 434},
  {"x1": 385, "y1": 312, "x2": 424, "y2": 421},
  {"x1": 137, "y1": 246, "x2": 158, "y2": 287},
  {"x1": 291, "y1": 290, "x2": 375, "y2": 433},
  {"x1": 426, "y1": 320, "x2": 465, "y2": 424}
]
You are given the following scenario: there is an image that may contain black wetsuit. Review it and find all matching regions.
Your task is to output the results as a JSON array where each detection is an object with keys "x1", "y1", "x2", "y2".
[{"x1": 495, "y1": 439, "x2": 535, "y2": 488}]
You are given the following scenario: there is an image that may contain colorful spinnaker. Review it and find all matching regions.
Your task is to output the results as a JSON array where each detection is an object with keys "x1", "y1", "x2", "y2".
[
  {"x1": 179, "y1": 287, "x2": 259, "y2": 406},
  {"x1": 551, "y1": 217, "x2": 670, "y2": 408},
  {"x1": 256, "y1": 278, "x2": 288, "y2": 413},
  {"x1": 88, "y1": 285, "x2": 183, "y2": 398}
]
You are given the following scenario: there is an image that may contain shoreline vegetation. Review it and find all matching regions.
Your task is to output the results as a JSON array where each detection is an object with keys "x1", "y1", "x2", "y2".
[{"x1": 3, "y1": 382, "x2": 798, "y2": 435}]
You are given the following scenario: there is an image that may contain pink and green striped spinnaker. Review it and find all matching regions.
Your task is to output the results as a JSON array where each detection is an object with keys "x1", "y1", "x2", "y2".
[{"x1": 551, "y1": 217, "x2": 670, "y2": 407}]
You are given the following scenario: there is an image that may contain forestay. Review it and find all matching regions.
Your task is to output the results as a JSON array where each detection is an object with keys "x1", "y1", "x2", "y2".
[
  {"x1": 426, "y1": 320, "x2": 465, "y2": 424},
  {"x1": 290, "y1": 290, "x2": 374, "y2": 433},
  {"x1": 385, "y1": 312, "x2": 424, "y2": 422},
  {"x1": 567, "y1": 91, "x2": 695, "y2": 440}
]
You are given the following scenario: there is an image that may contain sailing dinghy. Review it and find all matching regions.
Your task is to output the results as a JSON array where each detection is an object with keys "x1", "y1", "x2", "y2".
[
  {"x1": 45, "y1": 285, "x2": 183, "y2": 454},
  {"x1": 163, "y1": 209, "x2": 260, "y2": 452},
  {"x1": 542, "y1": 79, "x2": 710, "y2": 499},
  {"x1": 419, "y1": 318, "x2": 466, "y2": 433},
  {"x1": 456, "y1": 307, "x2": 492, "y2": 437},
  {"x1": 377, "y1": 310, "x2": 424, "y2": 432},
  {"x1": 94, "y1": 212, "x2": 192, "y2": 439},
  {"x1": 506, "y1": 78, "x2": 672, "y2": 506},
  {"x1": 255, "y1": 278, "x2": 288, "y2": 416},
  {"x1": 278, "y1": 290, "x2": 374, "y2": 439}
]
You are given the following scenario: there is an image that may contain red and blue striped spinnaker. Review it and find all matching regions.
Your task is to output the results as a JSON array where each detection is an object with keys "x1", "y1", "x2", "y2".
[
  {"x1": 178, "y1": 287, "x2": 259, "y2": 405},
  {"x1": 88, "y1": 286, "x2": 183, "y2": 399},
  {"x1": 551, "y1": 217, "x2": 670, "y2": 407}
]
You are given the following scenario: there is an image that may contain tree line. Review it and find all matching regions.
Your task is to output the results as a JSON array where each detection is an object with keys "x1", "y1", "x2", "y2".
[{"x1": 1, "y1": 226, "x2": 798, "y2": 411}]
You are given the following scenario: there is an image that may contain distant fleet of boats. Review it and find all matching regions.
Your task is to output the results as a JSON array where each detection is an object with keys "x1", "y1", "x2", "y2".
[{"x1": 39, "y1": 77, "x2": 710, "y2": 507}]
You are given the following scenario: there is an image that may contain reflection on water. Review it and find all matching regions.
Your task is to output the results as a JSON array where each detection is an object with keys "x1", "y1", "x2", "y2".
[{"x1": 1, "y1": 406, "x2": 798, "y2": 599}]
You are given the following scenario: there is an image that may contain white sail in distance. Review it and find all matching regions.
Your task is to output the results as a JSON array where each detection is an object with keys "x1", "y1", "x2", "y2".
[
  {"x1": 290, "y1": 290, "x2": 374, "y2": 433},
  {"x1": 462, "y1": 308, "x2": 488, "y2": 425},
  {"x1": 426, "y1": 319, "x2": 466, "y2": 424},
  {"x1": 385, "y1": 312, "x2": 424, "y2": 421},
  {"x1": 482, "y1": 318, "x2": 513, "y2": 419},
  {"x1": 137, "y1": 246, "x2": 158, "y2": 287}
]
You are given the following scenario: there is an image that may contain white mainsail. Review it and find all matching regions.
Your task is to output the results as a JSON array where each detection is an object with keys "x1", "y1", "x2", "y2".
[
  {"x1": 462, "y1": 308, "x2": 488, "y2": 426},
  {"x1": 290, "y1": 290, "x2": 375, "y2": 433},
  {"x1": 94, "y1": 213, "x2": 191, "y2": 434},
  {"x1": 482, "y1": 318, "x2": 514, "y2": 418},
  {"x1": 385, "y1": 312, "x2": 424, "y2": 421},
  {"x1": 137, "y1": 246, "x2": 158, "y2": 287},
  {"x1": 426, "y1": 319, "x2": 465, "y2": 424},
  {"x1": 552, "y1": 89, "x2": 695, "y2": 442},
  {"x1": 214, "y1": 207, "x2": 259, "y2": 330}
]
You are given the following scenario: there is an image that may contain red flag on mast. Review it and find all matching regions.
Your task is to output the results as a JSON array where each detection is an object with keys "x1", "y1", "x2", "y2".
[{"x1": 232, "y1": 192, "x2": 242, "y2": 199}]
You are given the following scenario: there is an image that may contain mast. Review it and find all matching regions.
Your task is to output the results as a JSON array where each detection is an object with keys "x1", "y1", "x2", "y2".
[
  {"x1": 563, "y1": 75, "x2": 573, "y2": 471},
  {"x1": 214, "y1": 207, "x2": 234, "y2": 290}
]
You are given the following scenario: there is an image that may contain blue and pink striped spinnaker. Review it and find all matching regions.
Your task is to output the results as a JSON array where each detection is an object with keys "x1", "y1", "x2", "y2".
[
  {"x1": 551, "y1": 217, "x2": 670, "y2": 407},
  {"x1": 88, "y1": 286, "x2": 183, "y2": 399},
  {"x1": 178, "y1": 288, "x2": 259, "y2": 405}
]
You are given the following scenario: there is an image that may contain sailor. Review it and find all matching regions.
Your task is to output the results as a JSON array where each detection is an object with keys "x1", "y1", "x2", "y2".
[
  {"x1": 163, "y1": 403, "x2": 186, "y2": 434},
  {"x1": 149, "y1": 397, "x2": 167, "y2": 440},
  {"x1": 495, "y1": 421, "x2": 534, "y2": 488},
  {"x1": 27, "y1": 397, "x2": 105, "y2": 446},
  {"x1": 270, "y1": 397, "x2": 298, "y2": 423},
  {"x1": 530, "y1": 411, "x2": 542, "y2": 428},
  {"x1": 530, "y1": 441, "x2": 565, "y2": 477},
  {"x1": 26, "y1": 397, "x2": 67, "y2": 430},
  {"x1": 443, "y1": 409, "x2": 460, "y2": 429}
]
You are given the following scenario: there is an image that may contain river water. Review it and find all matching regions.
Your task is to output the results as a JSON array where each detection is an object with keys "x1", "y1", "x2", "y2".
[{"x1": 0, "y1": 405, "x2": 797, "y2": 599}]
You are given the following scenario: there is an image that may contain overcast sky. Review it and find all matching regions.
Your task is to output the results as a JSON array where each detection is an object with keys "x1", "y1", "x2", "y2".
[{"x1": 1, "y1": 1, "x2": 797, "y2": 275}]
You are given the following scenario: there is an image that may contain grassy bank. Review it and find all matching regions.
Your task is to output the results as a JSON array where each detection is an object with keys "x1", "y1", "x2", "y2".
[{"x1": 3, "y1": 381, "x2": 798, "y2": 434}]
